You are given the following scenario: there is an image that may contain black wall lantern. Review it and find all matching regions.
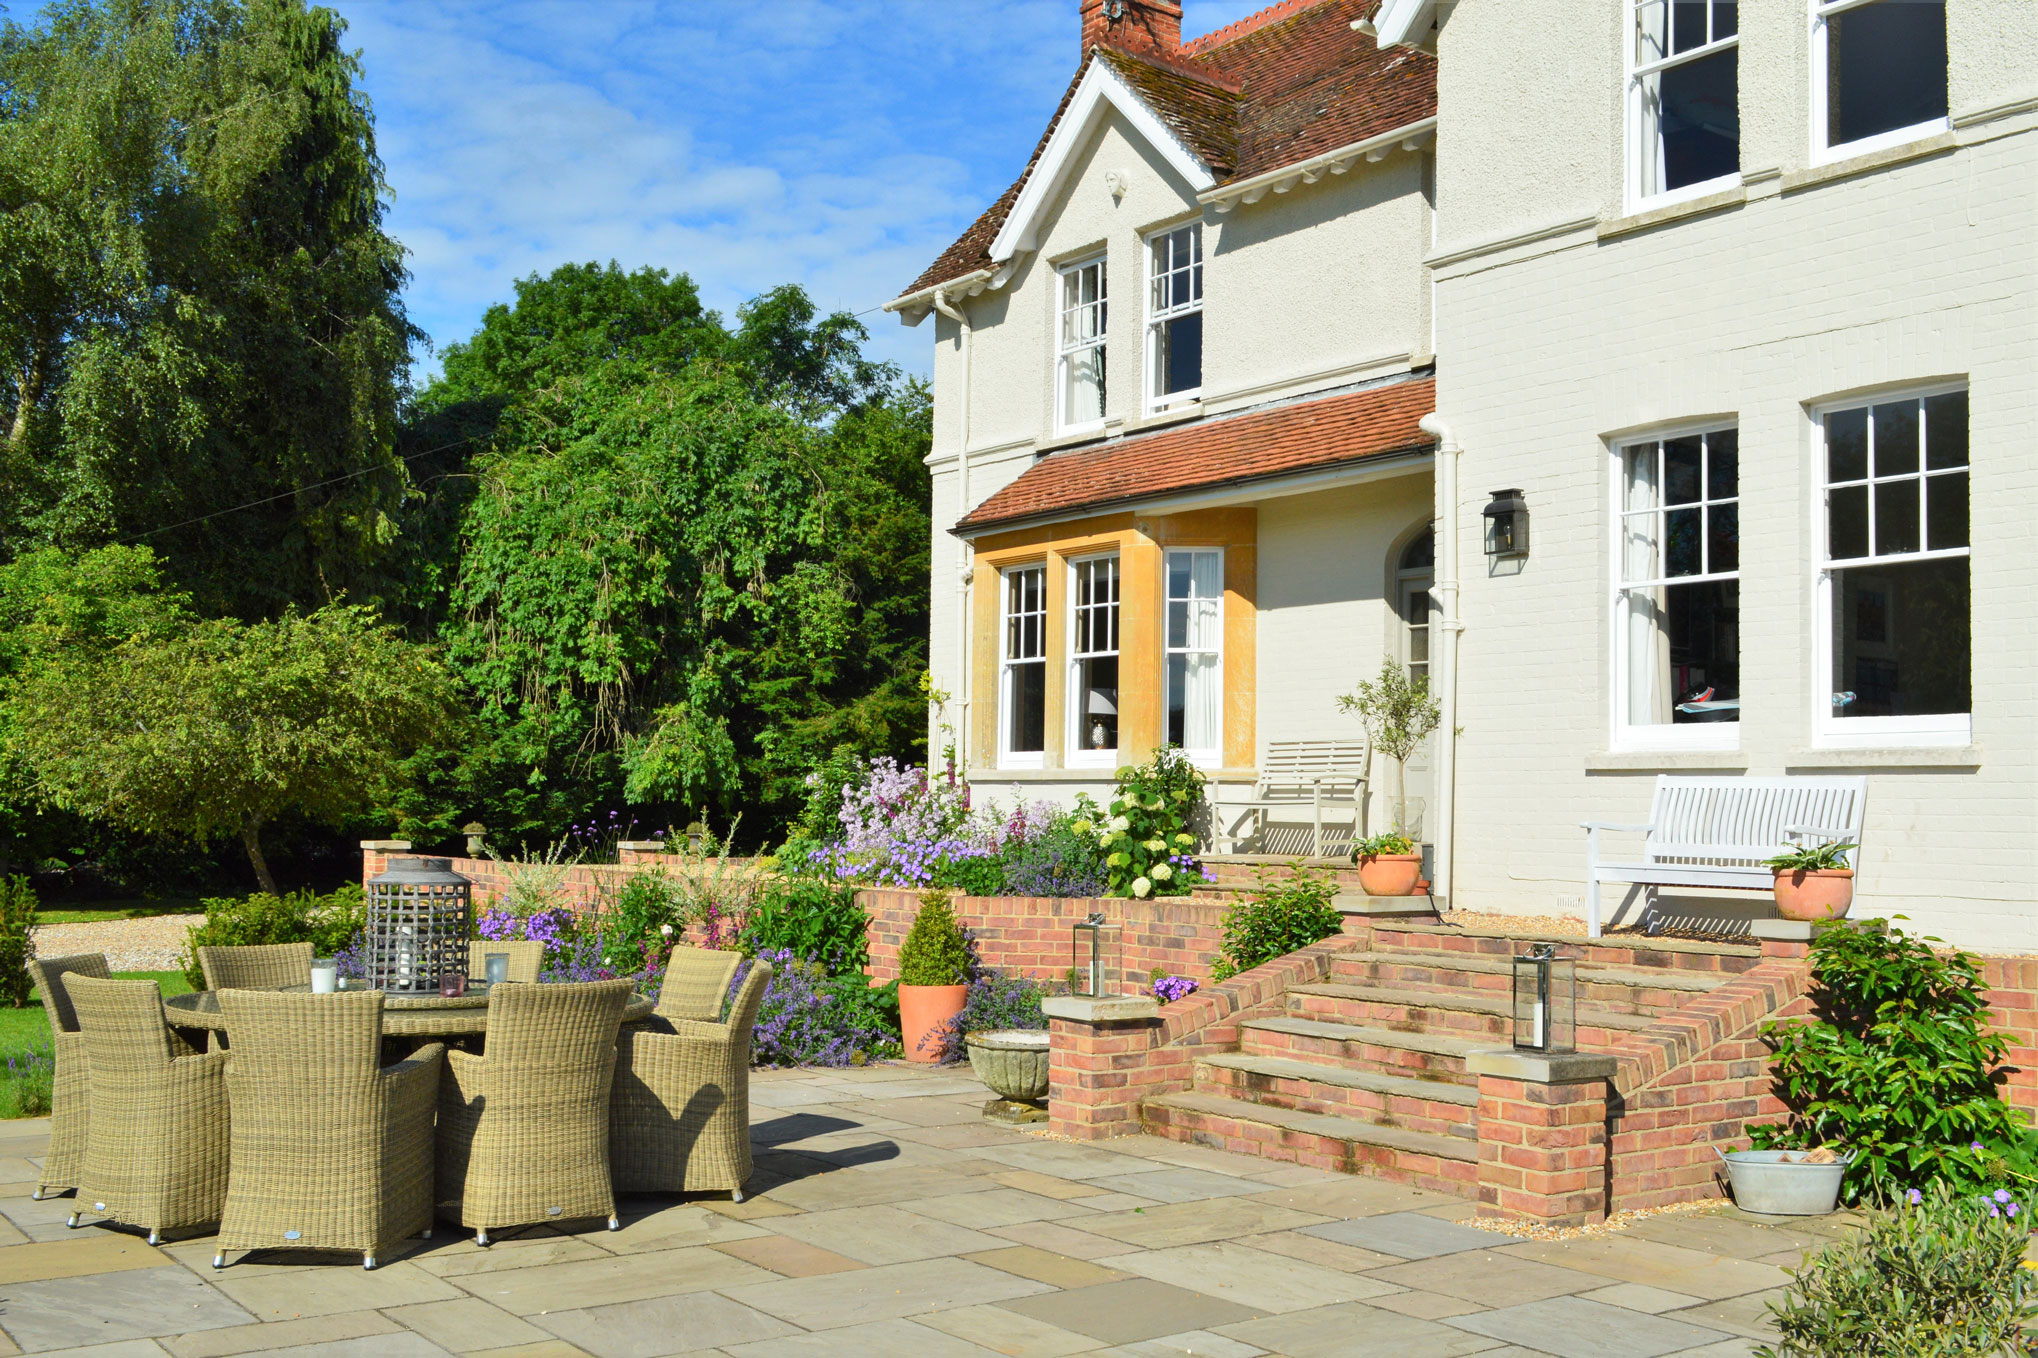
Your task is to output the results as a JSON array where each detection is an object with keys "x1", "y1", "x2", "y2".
[
  {"x1": 1483, "y1": 488, "x2": 1530, "y2": 559},
  {"x1": 1512, "y1": 942, "x2": 1575, "y2": 1054}
]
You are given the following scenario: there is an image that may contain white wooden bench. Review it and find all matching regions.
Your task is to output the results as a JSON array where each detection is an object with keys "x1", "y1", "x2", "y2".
[
  {"x1": 1581, "y1": 775, "x2": 1867, "y2": 937},
  {"x1": 1221, "y1": 740, "x2": 1371, "y2": 857}
]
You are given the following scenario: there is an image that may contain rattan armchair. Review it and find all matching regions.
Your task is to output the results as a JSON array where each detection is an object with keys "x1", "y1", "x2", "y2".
[
  {"x1": 211, "y1": 990, "x2": 444, "y2": 1271},
  {"x1": 66, "y1": 976, "x2": 228, "y2": 1244},
  {"x1": 436, "y1": 977, "x2": 634, "y2": 1244},
  {"x1": 197, "y1": 942, "x2": 313, "y2": 992},
  {"x1": 611, "y1": 958, "x2": 772, "y2": 1200},
  {"x1": 654, "y1": 945, "x2": 741, "y2": 1021},
  {"x1": 26, "y1": 953, "x2": 111, "y2": 1200},
  {"x1": 466, "y1": 939, "x2": 544, "y2": 984}
]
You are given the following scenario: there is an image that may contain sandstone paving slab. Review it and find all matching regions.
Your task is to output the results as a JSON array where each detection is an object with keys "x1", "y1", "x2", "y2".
[
  {"x1": 231, "y1": 1335, "x2": 450, "y2": 1357},
  {"x1": 1212, "y1": 1298, "x2": 1503, "y2": 1357},
  {"x1": 387, "y1": 1296, "x2": 555, "y2": 1352},
  {"x1": 1661, "y1": 1289, "x2": 1788, "y2": 1342},
  {"x1": 1363, "y1": 1248, "x2": 1605, "y2": 1305},
  {"x1": 1234, "y1": 1228, "x2": 1403, "y2": 1272},
  {"x1": 995, "y1": 1278, "x2": 1261, "y2": 1346},
  {"x1": 1241, "y1": 1164, "x2": 1348, "y2": 1186},
  {"x1": 888, "y1": 1124, "x2": 1036, "y2": 1152},
  {"x1": 0, "y1": 1265, "x2": 256, "y2": 1352},
  {"x1": 699, "y1": 1195, "x2": 802, "y2": 1223},
  {"x1": 984, "y1": 1221, "x2": 1143, "y2": 1261},
  {"x1": 831, "y1": 1098, "x2": 990, "y2": 1128},
  {"x1": 1444, "y1": 1296, "x2": 1732, "y2": 1357},
  {"x1": 0, "y1": 1196, "x2": 101, "y2": 1244},
  {"x1": 532, "y1": 1290, "x2": 802, "y2": 1358},
  {"x1": 915, "y1": 1301, "x2": 1106, "y2": 1356},
  {"x1": 776, "y1": 1136, "x2": 958, "y2": 1173},
  {"x1": 467, "y1": 1344, "x2": 599, "y2": 1358},
  {"x1": 0, "y1": 1159, "x2": 46, "y2": 1188},
  {"x1": 1093, "y1": 1330, "x2": 1265, "y2": 1357},
  {"x1": 719, "y1": 1255, "x2": 1050, "y2": 1331},
  {"x1": 742, "y1": 1084, "x2": 851, "y2": 1110},
  {"x1": 1364, "y1": 1289, "x2": 1486, "y2": 1320},
  {"x1": 1098, "y1": 1241, "x2": 1399, "y2": 1314},
  {"x1": 990, "y1": 1172, "x2": 1114, "y2": 1203},
  {"x1": 411, "y1": 1236, "x2": 616, "y2": 1280},
  {"x1": 962, "y1": 1143, "x2": 1157, "y2": 1182},
  {"x1": 960, "y1": 1245, "x2": 1127, "y2": 1289},
  {"x1": 1496, "y1": 1235, "x2": 1792, "y2": 1302},
  {"x1": 159, "y1": 1311, "x2": 404, "y2": 1357},
  {"x1": 898, "y1": 1188, "x2": 1100, "y2": 1229},
  {"x1": 206, "y1": 1259, "x2": 464, "y2": 1319},
  {"x1": 1678, "y1": 1341, "x2": 1766, "y2": 1357},
  {"x1": 26, "y1": 1342, "x2": 175, "y2": 1357},
  {"x1": 1043, "y1": 1193, "x2": 1159, "y2": 1214},
  {"x1": 0, "y1": 1214, "x2": 31, "y2": 1248},
  {"x1": 1297, "y1": 1211, "x2": 1496, "y2": 1260},
  {"x1": 1576, "y1": 1282, "x2": 1704, "y2": 1314},
  {"x1": 1246, "y1": 1178, "x2": 1455, "y2": 1218},
  {"x1": 1076, "y1": 1168, "x2": 1268, "y2": 1205},
  {"x1": 762, "y1": 1165, "x2": 988, "y2": 1213},
  {"x1": 451, "y1": 1246, "x2": 779, "y2": 1316},
  {"x1": 0, "y1": 1236, "x2": 173, "y2": 1284},
  {"x1": 1064, "y1": 1198, "x2": 1329, "y2": 1250},
  {"x1": 1625, "y1": 1210, "x2": 1822, "y2": 1261},
  {"x1": 708, "y1": 1234, "x2": 865, "y2": 1278},
  {"x1": 719, "y1": 1316, "x2": 1002, "y2": 1357},
  {"x1": 578, "y1": 1204, "x2": 770, "y2": 1254},
  {"x1": 1084, "y1": 1136, "x2": 1285, "y2": 1173},
  {"x1": 761, "y1": 1202, "x2": 1005, "y2": 1265}
]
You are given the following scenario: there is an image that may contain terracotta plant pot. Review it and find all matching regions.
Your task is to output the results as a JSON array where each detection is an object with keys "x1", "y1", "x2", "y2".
[
  {"x1": 1356, "y1": 853, "x2": 1423, "y2": 897},
  {"x1": 899, "y1": 983, "x2": 968, "y2": 1063},
  {"x1": 1772, "y1": 868, "x2": 1854, "y2": 922}
]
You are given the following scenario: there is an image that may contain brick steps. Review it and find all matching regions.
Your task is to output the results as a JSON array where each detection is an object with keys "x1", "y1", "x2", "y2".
[
  {"x1": 1285, "y1": 981, "x2": 1657, "y2": 1046},
  {"x1": 1334, "y1": 948, "x2": 1726, "y2": 1005},
  {"x1": 1196, "y1": 1051, "x2": 1478, "y2": 1136},
  {"x1": 1142, "y1": 1089, "x2": 1479, "y2": 1194},
  {"x1": 1367, "y1": 923, "x2": 1764, "y2": 976},
  {"x1": 1239, "y1": 1014, "x2": 1482, "y2": 1084}
]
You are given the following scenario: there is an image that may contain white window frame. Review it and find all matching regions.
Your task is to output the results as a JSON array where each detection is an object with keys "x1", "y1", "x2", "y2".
[
  {"x1": 1608, "y1": 423, "x2": 1742, "y2": 753},
  {"x1": 1065, "y1": 554, "x2": 1121, "y2": 769},
  {"x1": 1810, "y1": 0, "x2": 1950, "y2": 165},
  {"x1": 999, "y1": 563, "x2": 1048, "y2": 769},
  {"x1": 1625, "y1": 0, "x2": 1742, "y2": 211},
  {"x1": 1810, "y1": 381, "x2": 1971, "y2": 748},
  {"x1": 1143, "y1": 222, "x2": 1203, "y2": 414},
  {"x1": 1163, "y1": 547, "x2": 1224, "y2": 766},
  {"x1": 1055, "y1": 254, "x2": 1108, "y2": 435}
]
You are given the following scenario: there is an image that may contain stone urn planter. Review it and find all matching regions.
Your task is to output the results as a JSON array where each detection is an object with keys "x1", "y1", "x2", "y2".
[
  {"x1": 965, "y1": 1029, "x2": 1050, "y2": 1123},
  {"x1": 1772, "y1": 868, "x2": 1854, "y2": 922}
]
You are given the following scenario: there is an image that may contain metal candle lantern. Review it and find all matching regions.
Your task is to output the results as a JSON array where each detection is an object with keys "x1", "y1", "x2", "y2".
[
  {"x1": 1070, "y1": 912, "x2": 1122, "y2": 997},
  {"x1": 1512, "y1": 942, "x2": 1575, "y2": 1054},
  {"x1": 365, "y1": 856, "x2": 473, "y2": 994},
  {"x1": 1483, "y1": 488, "x2": 1530, "y2": 559}
]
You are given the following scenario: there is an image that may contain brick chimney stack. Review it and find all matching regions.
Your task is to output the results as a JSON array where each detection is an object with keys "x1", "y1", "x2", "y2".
[{"x1": 1080, "y1": 0, "x2": 1183, "y2": 58}]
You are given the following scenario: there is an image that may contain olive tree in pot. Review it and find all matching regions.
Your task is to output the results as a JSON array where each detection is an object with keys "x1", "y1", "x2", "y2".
[
  {"x1": 897, "y1": 892, "x2": 971, "y2": 1064},
  {"x1": 1336, "y1": 659, "x2": 1441, "y2": 894}
]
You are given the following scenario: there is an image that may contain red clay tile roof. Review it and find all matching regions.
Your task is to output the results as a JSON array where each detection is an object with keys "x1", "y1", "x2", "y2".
[
  {"x1": 898, "y1": 0, "x2": 1435, "y2": 301},
  {"x1": 955, "y1": 376, "x2": 1436, "y2": 533}
]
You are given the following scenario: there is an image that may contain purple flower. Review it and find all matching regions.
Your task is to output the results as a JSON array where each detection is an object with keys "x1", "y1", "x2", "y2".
[
  {"x1": 1906, "y1": 1188, "x2": 1922, "y2": 1205},
  {"x1": 1997, "y1": 1189, "x2": 2014, "y2": 1204},
  {"x1": 1152, "y1": 975, "x2": 1199, "y2": 1005}
]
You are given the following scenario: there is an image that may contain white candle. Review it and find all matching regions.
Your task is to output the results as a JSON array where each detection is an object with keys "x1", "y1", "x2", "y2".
[{"x1": 310, "y1": 959, "x2": 338, "y2": 994}]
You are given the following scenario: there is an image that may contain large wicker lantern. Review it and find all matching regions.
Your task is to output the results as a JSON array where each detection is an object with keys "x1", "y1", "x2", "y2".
[{"x1": 365, "y1": 856, "x2": 472, "y2": 994}]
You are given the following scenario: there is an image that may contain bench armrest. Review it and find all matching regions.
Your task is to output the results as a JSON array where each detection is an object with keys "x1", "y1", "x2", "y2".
[{"x1": 1580, "y1": 821, "x2": 1655, "y2": 834}]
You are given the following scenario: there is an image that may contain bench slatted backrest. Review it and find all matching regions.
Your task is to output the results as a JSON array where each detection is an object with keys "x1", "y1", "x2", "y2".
[
  {"x1": 1646, "y1": 775, "x2": 1867, "y2": 867},
  {"x1": 1257, "y1": 740, "x2": 1370, "y2": 795}
]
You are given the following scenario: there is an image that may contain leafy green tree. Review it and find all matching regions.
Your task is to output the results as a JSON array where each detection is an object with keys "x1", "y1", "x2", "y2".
[{"x1": 7, "y1": 603, "x2": 460, "y2": 891}]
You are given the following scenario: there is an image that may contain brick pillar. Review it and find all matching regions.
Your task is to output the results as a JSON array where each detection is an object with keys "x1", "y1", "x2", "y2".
[
  {"x1": 360, "y1": 839, "x2": 411, "y2": 884},
  {"x1": 617, "y1": 840, "x2": 668, "y2": 867},
  {"x1": 1467, "y1": 1049, "x2": 1615, "y2": 1228},
  {"x1": 1042, "y1": 995, "x2": 1165, "y2": 1141}
]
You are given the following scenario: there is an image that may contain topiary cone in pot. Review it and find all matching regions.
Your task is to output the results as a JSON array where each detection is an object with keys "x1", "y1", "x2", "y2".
[{"x1": 898, "y1": 892, "x2": 971, "y2": 1063}]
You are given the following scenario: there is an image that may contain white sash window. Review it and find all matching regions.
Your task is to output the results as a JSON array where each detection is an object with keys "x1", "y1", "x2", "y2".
[{"x1": 1164, "y1": 549, "x2": 1223, "y2": 763}]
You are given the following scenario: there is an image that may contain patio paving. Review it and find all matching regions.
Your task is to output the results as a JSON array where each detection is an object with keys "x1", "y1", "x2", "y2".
[{"x1": 0, "y1": 1063, "x2": 1850, "y2": 1357}]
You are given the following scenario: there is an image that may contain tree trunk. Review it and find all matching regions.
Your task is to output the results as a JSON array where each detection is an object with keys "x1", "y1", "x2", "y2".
[
  {"x1": 8, "y1": 341, "x2": 48, "y2": 456},
  {"x1": 240, "y1": 817, "x2": 278, "y2": 895}
]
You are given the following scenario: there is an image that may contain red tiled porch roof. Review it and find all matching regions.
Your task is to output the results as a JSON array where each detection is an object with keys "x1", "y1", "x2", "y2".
[{"x1": 955, "y1": 376, "x2": 1435, "y2": 534}]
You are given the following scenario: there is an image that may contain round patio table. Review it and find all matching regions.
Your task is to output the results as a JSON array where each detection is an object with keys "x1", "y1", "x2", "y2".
[{"x1": 164, "y1": 985, "x2": 656, "y2": 1039}]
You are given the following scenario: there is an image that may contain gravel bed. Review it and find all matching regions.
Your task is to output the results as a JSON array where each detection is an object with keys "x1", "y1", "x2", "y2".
[{"x1": 32, "y1": 915, "x2": 202, "y2": 972}]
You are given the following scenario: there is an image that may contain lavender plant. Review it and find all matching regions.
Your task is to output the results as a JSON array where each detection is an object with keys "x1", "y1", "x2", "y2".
[
  {"x1": 737, "y1": 950, "x2": 901, "y2": 1067},
  {"x1": 926, "y1": 970, "x2": 1051, "y2": 1062},
  {"x1": 3, "y1": 1043, "x2": 52, "y2": 1117}
]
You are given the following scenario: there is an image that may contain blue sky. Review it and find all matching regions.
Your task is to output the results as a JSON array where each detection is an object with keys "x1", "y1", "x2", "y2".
[{"x1": 328, "y1": 1, "x2": 1265, "y2": 385}]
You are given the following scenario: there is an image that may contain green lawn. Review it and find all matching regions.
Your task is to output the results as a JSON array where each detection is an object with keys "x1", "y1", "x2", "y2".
[
  {"x1": 34, "y1": 899, "x2": 203, "y2": 925},
  {"x1": 0, "y1": 971, "x2": 195, "y2": 1119}
]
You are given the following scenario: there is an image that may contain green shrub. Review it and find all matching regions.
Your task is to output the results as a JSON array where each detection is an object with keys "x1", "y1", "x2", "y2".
[
  {"x1": 2, "y1": 1044, "x2": 53, "y2": 1118},
  {"x1": 1759, "y1": 1184, "x2": 2036, "y2": 1358},
  {"x1": 741, "y1": 878, "x2": 871, "y2": 976},
  {"x1": 180, "y1": 883, "x2": 364, "y2": 991},
  {"x1": 1750, "y1": 917, "x2": 2021, "y2": 1202},
  {"x1": 898, "y1": 891, "x2": 971, "y2": 987},
  {"x1": 931, "y1": 851, "x2": 1005, "y2": 897},
  {"x1": 1211, "y1": 865, "x2": 1342, "y2": 982},
  {"x1": 601, "y1": 870, "x2": 688, "y2": 973},
  {"x1": 0, "y1": 877, "x2": 37, "y2": 1007},
  {"x1": 1098, "y1": 747, "x2": 1205, "y2": 899}
]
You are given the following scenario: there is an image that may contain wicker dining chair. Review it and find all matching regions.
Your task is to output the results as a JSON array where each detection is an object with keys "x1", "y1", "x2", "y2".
[
  {"x1": 197, "y1": 942, "x2": 314, "y2": 992},
  {"x1": 436, "y1": 977, "x2": 635, "y2": 1244},
  {"x1": 466, "y1": 939, "x2": 544, "y2": 984},
  {"x1": 26, "y1": 953, "x2": 112, "y2": 1200},
  {"x1": 610, "y1": 958, "x2": 772, "y2": 1200},
  {"x1": 654, "y1": 945, "x2": 742, "y2": 1022},
  {"x1": 210, "y1": 989, "x2": 443, "y2": 1270},
  {"x1": 65, "y1": 976, "x2": 229, "y2": 1244}
]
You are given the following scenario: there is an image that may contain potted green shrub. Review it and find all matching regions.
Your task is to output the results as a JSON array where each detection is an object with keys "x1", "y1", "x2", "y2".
[
  {"x1": 1763, "y1": 840, "x2": 1856, "y2": 921},
  {"x1": 897, "y1": 892, "x2": 971, "y2": 1064},
  {"x1": 1351, "y1": 832, "x2": 1422, "y2": 897}
]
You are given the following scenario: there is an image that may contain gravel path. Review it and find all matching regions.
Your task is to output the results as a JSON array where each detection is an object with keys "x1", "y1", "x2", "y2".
[{"x1": 32, "y1": 915, "x2": 201, "y2": 972}]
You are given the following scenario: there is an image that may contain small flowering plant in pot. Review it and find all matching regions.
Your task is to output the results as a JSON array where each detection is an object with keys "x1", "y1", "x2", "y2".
[
  {"x1": 1762, "y1": 839, "x2": 1856, "y2": 922},
  {"x1": 1352, "y1": 832, "x2": 1422, "y2": 897},
  {"x1": 897, "y1": 891, "x2": 973, "y2": 1064}
]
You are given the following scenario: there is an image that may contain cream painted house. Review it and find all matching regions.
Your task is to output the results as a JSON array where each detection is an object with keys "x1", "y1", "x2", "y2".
[{"x1": 893, "y1": 0, "x2": 2037, "y2": 951}]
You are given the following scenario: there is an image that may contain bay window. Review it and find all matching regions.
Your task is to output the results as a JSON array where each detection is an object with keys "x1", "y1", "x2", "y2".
[
  {"x1": 1001, "y1": 564, "x2": 1047, "y2": 765},
  {"x1": 1817, "y1": 387, "x2": 1969, "y2": 744},
  {"x1": 1146, "y1": 224, "x2": 1202, "y2": 411},
  {"x1": 1628, "y1": 1, "x2": 1740, "y2": 205},
  {"x1": 1812, "y1": 0, "x2": 1947, "y2": 161},
  {"x1": 1057, "y1": 256, "x2": 1107, "y2": 432},
  {"x1": 1165, "y1": 549, "x2": 1223, "y2": 762},
  {"x1": 1614, "y1": 428, "x2": 1740, "y2": 747},
  {"x1": 1068, "y1": 556, "x2": 1120, "y2": 765}
]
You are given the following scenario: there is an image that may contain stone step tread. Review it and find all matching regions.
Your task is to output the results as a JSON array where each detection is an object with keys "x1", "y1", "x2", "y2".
[
  {"x1": 1147, "y1": 1089, "x2": 1480, "y2": 1161},
  {"x1": 1242, "y1": 1014, "x2": 1485, "y2": 1059},
  {"x1": 1342, "y1": 950, "x2": 1727, "y2": 991},
  {"x1": 1198, "y1": 1051, "x2": 1481, "y2": 1107},
  {"x1": 1373, "y1": 921, "x2": 1762, "y2": 958},
  {"x1": 1287, "y1": 982, "x2": 1659, "y2": 1032}
]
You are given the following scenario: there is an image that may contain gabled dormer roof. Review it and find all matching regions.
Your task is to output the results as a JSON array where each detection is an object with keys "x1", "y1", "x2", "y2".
[{"x1": 890, "y1": 0, "x2": 1436, "y2": 315}]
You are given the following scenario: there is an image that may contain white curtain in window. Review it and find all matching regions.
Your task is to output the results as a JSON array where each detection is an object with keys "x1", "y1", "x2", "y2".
[{"x1": 1174, "y1": 551, "x2": 1222, "y2": 752}]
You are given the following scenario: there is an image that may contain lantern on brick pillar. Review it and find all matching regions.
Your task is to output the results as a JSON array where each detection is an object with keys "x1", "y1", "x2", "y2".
[
  {"x1": 1070, "y1": 912, "x2": 1123, "y2": 997},
  {"x1": 1512, "y1": 942, "x2": 1575, "y2": 1054}
]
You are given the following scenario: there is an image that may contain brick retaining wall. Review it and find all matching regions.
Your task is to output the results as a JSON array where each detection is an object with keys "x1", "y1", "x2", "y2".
[{"x1": 854, "y1": 887, "x2": 1228, "y2": 989}]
